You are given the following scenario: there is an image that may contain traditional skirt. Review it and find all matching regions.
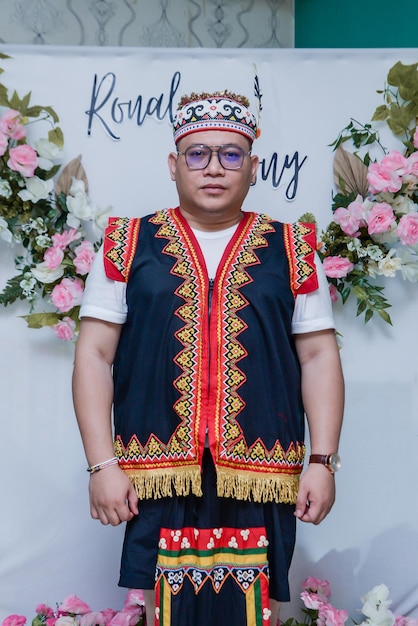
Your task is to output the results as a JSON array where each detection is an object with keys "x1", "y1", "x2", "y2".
[{"x1": 119, "y1": 449, "x2": 296, "y2": 626}]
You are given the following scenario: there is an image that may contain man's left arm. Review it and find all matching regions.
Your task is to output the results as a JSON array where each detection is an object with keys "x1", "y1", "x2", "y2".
[{"x1": 293, "y1": 328, "x2": 344, "y2": 525}]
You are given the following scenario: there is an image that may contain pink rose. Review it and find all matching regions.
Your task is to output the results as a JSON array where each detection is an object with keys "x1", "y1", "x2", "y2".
[
  {"x1": 50, "y1": 277, "x2": 84, "y2": 313},
  {"x1": 108, "y1": 613, "x2": 134, "y2": 626},
  {"x1": 367, "y1": 162, "x2": 402, "y2": 194},
  {"x1": 0, "y1": 132, "x2": 8, "y2": 157},
  {"x1": 395, "y1": 618, "x2": 418, "y2": 626},
  {"x1": 74, "y1": 240, "x2": 95, "y2": 275},
  {"x1": 318, "y1": 604, "x2": 348, "y2": 626},
  {"x1": 407, "y1": 152, "x2": 418, "y2": 178},
  {"x1": 51, "y1": 317, "x2": 76, "y2": 341},
  {"x1": 99, "y1": 610, "x2": 117, "y2": 626},
  {"x1": 123, "y1": 590, "x2": 145, "y2": 609},
  {"x1": 35, "y1": 605, "x2": 54, "y2": 619},
  {"x1": 302, "y1": 576, "x2": 332, "y2": 600},
  {"x1": 52, "y1": 228, "x2": 82, "y2": 250},
  {"x1": 301, "y1": 591, "x2": 325, "y2": 610},
  {"x1": 0, "y1": 109, "x2": 27, "y2": 140},
  {"x1": 44, "y1": 245, "x2": 64, "y2": 270},
  {"x1": 45, "y1": 618, "x2": 56, "y2": 626},
  {"x1": 79, "y1": 613, "x2": 106, "y2": 626},
  {"x1": 323, "y1": 256, "x2": 354, "y2": 278},
  {"x1": 366, "y1": 202, "x2": 396, "y2": 234},
  {"x1": 381, "y1": 150, "x2": 410, "y2": 175},
  {"x1": 333, "y1": 197, "x2": 365, "y2": 236},
  {"x1": 7, "y1": 144, "x2": 38, "y2": 177},
  {"x1": 329, "y1": 283, "x2": 339, "y2": 303},
  {"x1": 2, "y1": 616, "x2": 27, "y2": 626},
  {"x1": 397, "y1": 212, "x2": 418, "y2": 245},
  {"x1": 59, "y1": 595, "x2": 91, "y2": 616}
]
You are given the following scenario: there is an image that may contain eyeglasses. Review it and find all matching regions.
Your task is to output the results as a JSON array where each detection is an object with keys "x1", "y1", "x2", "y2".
[{"x1": 177, "y1": 144, "x2": 251, "y2": 170}]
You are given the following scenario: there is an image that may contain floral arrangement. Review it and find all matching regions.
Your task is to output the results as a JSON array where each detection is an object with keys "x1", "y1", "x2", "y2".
[
  {"x1": 311, "y1": 61, "x2": 418, "y2": 325},
  {"x1": 1, "y1": 590, "x2": 146, "y2": 626},
  {"x1": 0, "y1": 52, "x2": 110, "y2": 341},
  {"x1": 3, "y1": 580, "x2": 417, "y2": 626},
  {"x1": 282, "y1": 577, "x2": 418, "y2": 626}
]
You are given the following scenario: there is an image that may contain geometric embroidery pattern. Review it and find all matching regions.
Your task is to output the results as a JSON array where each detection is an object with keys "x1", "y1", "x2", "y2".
[
  {"x1": 213, "y1": 214, "x2": 306, "y2": 486},
  {"x1": 103, "y1": 216, "x2": 141, "y2": 282},
  {"x1": 155, "y1": 526, "x2": 270, "y2": 626},
  {"x1": 283, "y1": 221, "x2": 318, "y2": 295},
  {"x1": 106, "y1": 209, "x2": 317, "y2": 503},
  {"x1": 113, "y1": 209, "x2": 204, "y2": 490}
]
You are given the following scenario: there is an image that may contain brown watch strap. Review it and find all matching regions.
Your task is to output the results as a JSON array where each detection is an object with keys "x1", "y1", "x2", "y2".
[
  {"x1": 309, "y1": 454, "x2": 335, "y2": 474},
  {"x1": 309, "y1": 454, "x2": 329, "y2": 465}
]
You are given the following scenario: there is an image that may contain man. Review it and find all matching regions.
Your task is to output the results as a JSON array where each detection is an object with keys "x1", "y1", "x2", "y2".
[{"x1": 72, "y1": 90, "x2": 344, "y2": 626}]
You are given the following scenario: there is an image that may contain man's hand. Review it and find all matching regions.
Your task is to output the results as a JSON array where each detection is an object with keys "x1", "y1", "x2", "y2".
[
  {"x1": 294, "y1": 463, "x2": 336, "y2": 525},
  {"x1": 89, "y1": 465, "x2": 139, "y2": 526}
]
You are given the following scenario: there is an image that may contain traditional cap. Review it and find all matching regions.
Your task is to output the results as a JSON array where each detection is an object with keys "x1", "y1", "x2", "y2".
[{"x1": 173, "y1": 90, "x2": 259, "y2": 144}]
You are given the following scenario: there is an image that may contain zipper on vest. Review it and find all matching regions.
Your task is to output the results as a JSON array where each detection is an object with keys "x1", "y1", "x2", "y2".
[{"x1": 208, "y1": 278, "x2": 215, "y2": 315}]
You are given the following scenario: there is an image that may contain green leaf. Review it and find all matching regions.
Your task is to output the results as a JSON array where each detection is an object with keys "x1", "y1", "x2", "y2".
[
  {"x1": 378, "y1": 309, "x2": 393, "y2": 325},
  {"x1": 9, "y1": 89, "x2": 27, "y2": 112},
  {"x1": 21, "y1": 312, "x2": 61, "y2": 329},
  {"x1": 37, "y1": 163, "x2": 61, "y2": 181},
  {"x1": 351, "y1": 285, "x2": 368, "y2": 301},
  {"x1": 387, "y1": 61, "x2": 418, "y2": 91},
  {"x1": 386, "y1": 103, "x2": 414, "y2": 136},
  {"x1": 0, "y1": 274, "x2": 25, "y2": 306},
  {"x1": 341, "y1": 286, "x2": 351, "y2": 304},
  {"x1": 371, "y1": 105, "x2": 388, "y2": 122},
  {"x1": 364, "y1": 308, "x2": 374, "y2": 323},
  {"x1": 357, "y1": 299, "x2": 367, "y2": 315},
  {"x1": 48, "y1": 126, "x2": 64, "y2": 148},
  {"x1": 0, "y1": 83, "x2": 9, "y2": 106},
  {"x1": 298, "y1": 212, "x2": 317, "y2": 224}
]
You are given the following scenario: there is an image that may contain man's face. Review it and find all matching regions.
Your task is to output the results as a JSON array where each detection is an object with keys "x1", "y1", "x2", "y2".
[{"x1": 168, "y1": 130, "x2": 259, "y2": 230}]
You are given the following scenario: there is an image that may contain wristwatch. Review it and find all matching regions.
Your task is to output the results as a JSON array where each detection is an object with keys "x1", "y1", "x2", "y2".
[{"x1": 309, "y1": 453, "x2": 341, "y2": 475}]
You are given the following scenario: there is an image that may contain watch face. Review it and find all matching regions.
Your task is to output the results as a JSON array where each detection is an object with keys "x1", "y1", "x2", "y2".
[{"x1": 329, "y1": 453, "x2": 341, "y2": 472}]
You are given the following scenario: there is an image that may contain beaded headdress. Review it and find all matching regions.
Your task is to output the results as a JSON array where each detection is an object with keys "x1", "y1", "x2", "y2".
[{"x1": 172, "y1": 90, "x2": 259, "y2": 144}]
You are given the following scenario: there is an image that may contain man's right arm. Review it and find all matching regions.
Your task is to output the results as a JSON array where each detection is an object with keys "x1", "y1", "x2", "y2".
[{"x1": 72, "y1": 317, "x2": 139, "y2": 526}]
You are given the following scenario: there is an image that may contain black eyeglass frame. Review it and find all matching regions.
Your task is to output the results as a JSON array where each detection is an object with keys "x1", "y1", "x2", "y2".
[{"x1": 177, "y1": 144, "x2": 252, "y2": 170}]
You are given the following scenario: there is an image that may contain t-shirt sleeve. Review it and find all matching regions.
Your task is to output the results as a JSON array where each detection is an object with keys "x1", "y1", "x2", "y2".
[
  {"x1": 291, "y1": 252, "x2": 335, "y2": 334},
  {"x1": 79, "y1": 244, "x2": 127, "y2": 324}
]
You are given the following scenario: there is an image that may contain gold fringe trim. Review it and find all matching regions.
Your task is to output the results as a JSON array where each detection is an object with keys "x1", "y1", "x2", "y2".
[
  {"x1": 125, "y1": 466, "x2": 202, "y2": 500},
  {"x1": 216, "y1": 467, "x2": 300, "y2": 504}
]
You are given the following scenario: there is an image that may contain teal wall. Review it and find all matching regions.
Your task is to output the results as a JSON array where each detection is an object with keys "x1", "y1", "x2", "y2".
[{"x1": 295, "y1": 0, "x2": 418, "y2": 48}]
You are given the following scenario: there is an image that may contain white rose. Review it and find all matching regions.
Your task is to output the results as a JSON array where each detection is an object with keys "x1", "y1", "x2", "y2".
[
  {"x1": 18, "y1": 176, "x2": 54, "y2": 202},
  {"x1": 35, "y1": 138, "x2": 62, "y2": 160},
  {"x1": 69, "y1": 177, "x2": 87, "y2": 195},
  {"x1": 397, "y1": 248, "x2": 418, "y2": 282},
  {"x1": 67, "y1": 192, "x2": 95, "y2": 221},
  {"x1": 370, "y1": 225, "x2": 399, "y2": 245},
  {"x1": 55, "y1": 617, "x2": 78, "y2": 626},
  {"x1": 31, "y1": 262, "x2": 64, "y2": 284},
  {"x1": 361, "y1": 584, "x2": 392, "y2": 617},
  {"x1": 0, "y1": 216, "x2": 13, "y2": 244},
  {"x1": 66, "y1": 213, "x2": 81, "y2": 229},
  {"x1": 92, "y1": 204, "x2": 112, "y2": 236},
  {"x1": 391, "y1": 195, "x2": 416, "y2": 215},
  {"x1": 377, "y1": 250, "x2": 401, "y2": 277}
]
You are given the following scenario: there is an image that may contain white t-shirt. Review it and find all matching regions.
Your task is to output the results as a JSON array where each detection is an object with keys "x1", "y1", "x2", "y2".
[{"x1": 80, "y1": 224, "x2": 335, "y2": 334}]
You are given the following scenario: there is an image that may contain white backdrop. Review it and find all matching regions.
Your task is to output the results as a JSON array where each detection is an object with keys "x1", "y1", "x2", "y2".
[{"x1": 0, "y1": 45, "x2": 417, "y2": 622}]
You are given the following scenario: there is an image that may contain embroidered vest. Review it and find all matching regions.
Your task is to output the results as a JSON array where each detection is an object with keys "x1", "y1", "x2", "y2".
[{"x1": 104, "y1": 208, "x2": 318, "y2": 504}]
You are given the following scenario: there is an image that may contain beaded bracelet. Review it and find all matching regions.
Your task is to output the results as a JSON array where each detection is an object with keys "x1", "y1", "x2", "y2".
[{"x1": 87, "y1": 456, "x2": 119, "y2": 474}]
